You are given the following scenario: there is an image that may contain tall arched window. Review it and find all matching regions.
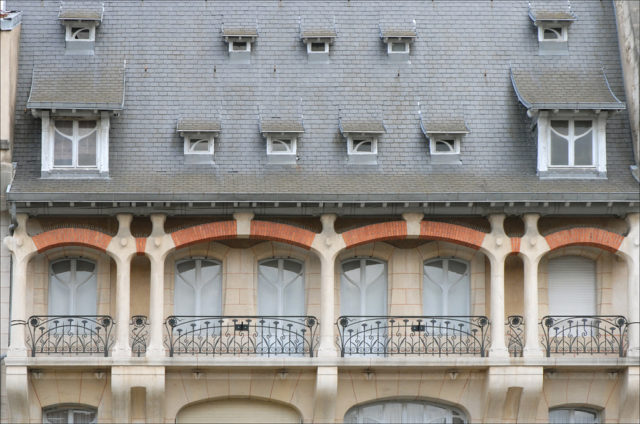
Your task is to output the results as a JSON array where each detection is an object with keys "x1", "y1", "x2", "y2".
[
  {"x1": 548, "y1": 256, "x2": 596, "y2": 316},
  {"x1": 258, "y1": 258, "x2": 305, "y2": 316},
  {"x1": 174, "y1": 258, "x2": 222, "y2": 316},
  {"x1": 49, "y1": 258, "x2": 97, "y2": 316},
  {"x1": 340, "y1": 258, "x2": 387, "y2": 316},
  {"x1": 423, "y1": 258, "x2": 470, "y2": 316},
  {"x1": 43, "y1": 404, "x2": 97, "y2": 424},
  {"x1": 549, "y1": 407, "x2": 600, "y2": 423},
  {"x1": 344, "y1": 399, "x2": 468, "y2": 423}
]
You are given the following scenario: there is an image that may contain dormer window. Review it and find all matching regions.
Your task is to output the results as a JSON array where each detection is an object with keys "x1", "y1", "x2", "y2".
[
  {"x1": 223, "y1": 28, "x2": 258, "y2": 64},
  {"x1": 301, "y1": 29, "x2": 336, "y2": 63},
  {"x1": 58, "y1": 2, "x2": 103, "y2": 55},
  {"x1": 511, "y1": 67, "x2": 626, "y2": 179},
  {"x1": 27, "y1": 61, "x2": 125, "y2": 178},
  {"x1": 380, "y1": 28, "x2": 416, "y2": 62},
  {"x1": 177, "y1": 119, "x2": 221, "y2": 164},
  {"x1": 528, "y1": 9, "x2": 576, "y2": 55},
  {"x1": 260, "y1": 119, "x2": 304, "y2": 164},
  {"x1": 421, "y1": 119, "x2": 469, "y2": 165},
  {"x1": 340, "y1": 119, "x2": 386, "y2": 165}
]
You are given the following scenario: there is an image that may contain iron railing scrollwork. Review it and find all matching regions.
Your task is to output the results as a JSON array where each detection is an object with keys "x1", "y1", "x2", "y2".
[
  {"x1": 540, "y1": 315, "x2": 629, "y2": 357},
  {"x1": 24, "y1": 315, "x2": 115, "y2": 357},
  {"x1": 506, "y1": 315, "x2": 524, "y2": 357},
  {"x1": 130, "y1": 315, "x2": 149, "y2": 357},
  {"x1": 164, "y1": 316, "x2": 319, "y2": 357},
  {"x1": 336, "y1": 316, "x2": 490, "y2": 357}
]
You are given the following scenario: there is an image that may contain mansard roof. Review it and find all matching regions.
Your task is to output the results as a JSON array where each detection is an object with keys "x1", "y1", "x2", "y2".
[{"x1": 6, "y1": 0, "x2": 638, "y2": 204}]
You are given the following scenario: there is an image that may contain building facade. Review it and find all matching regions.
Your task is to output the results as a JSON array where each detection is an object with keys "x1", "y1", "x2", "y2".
[{"x1": 1, "y1": 1, "x2": 639, "y2": 423}]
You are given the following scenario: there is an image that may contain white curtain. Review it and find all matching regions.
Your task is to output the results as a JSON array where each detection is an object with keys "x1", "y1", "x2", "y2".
[
  {"x1": 174, "y1": 259, "x2": 222, "y2": 316},
  {"x1": 340, "y1": 258, "x2": 387, "y2": 316},
  {"x1": 423, "y1": 259, "x2": 470, "y2": 316},
  {"x1": 548, "y1": 256, "x2": 596, "y2": 316},
  {"x1": 49, "y1": 258, "x2": 97, "y2": 316},
  {"x1": 258, "y1": 259, "x2": 305, "y2": 316},
  {"x1": 344, "y1": 400, "x2": 467, "y2": 423}
]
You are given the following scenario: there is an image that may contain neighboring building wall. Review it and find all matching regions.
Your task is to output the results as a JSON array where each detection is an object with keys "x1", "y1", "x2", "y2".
[
  {"x1": 615, "y1": 0, "x2": 640, "y2": 180},
  {"x1": 0, "y1": 9, "x2": 21, "y2": 424}
]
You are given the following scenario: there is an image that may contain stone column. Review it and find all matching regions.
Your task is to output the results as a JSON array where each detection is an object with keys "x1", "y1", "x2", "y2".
[
  {"x1": 521, "y1": 213, "x2": 544, "y2": 358},
  {"x1": 621, "y1": 213, "x2": 640, "y2": 357},
  {"x1": 485, "y1": 214, "x2": 509, "y2": 358},
  {"x1": 312, "y1": 214, "x2": 345, "y2": 358},
  {"x1": 145, "y1": 214, "x2": 172, "y2": 358},
  {"x1": 108, "y1": 214, "x2": 136, "y2": 358}
]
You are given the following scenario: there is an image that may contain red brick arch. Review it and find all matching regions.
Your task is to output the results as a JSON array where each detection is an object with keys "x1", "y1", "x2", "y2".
[
  {"x1": 544, "y1": 227, "x2": 624, "y2": 253},
  {"x1": 341, "y1": 221, "x2": 408, "y2": 248},
  {"x1": 32, "y1": 228, "x2": 113, "y2": 253},
  {"x1": 171, "y1": 221, "x2": 237, "y2": 249},
  {"x1": 249, "y1": 221, "x2": 316, "y2": 250}
]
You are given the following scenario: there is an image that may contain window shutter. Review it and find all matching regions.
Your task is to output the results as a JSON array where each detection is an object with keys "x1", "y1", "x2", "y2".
[{"x1": 548, "y1": 256, "x2": 596, "y2": 316}]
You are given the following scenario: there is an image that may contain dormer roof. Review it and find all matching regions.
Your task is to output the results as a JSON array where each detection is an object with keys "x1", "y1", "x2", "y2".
[
  {"x1": 177, "y1": 119, "x2": 221, "y2": 134},
  {"x1": 58, "y1": 1, "x2": 104, "y2": 22},
  {"x1": 260, "y1": 119, "x2": 305, "y2": 134},
  {"x1": 421, "y1": 119, "x2": 470, "y2": 135},
  {"x1": 340, "y1": 119, "x2": 386, "y2": 135},
  {"x1": 528, "y1": 9, "x2": 577, "y2": 25}
]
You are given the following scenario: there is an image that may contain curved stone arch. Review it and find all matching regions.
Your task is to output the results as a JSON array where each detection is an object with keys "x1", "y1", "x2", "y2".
[
  {"x1": 337, "y1": 395, "x2": 473, "y2": 424},
  {"x1": 173, "y1": 396, "x2": 305, "y2": 423},
  {"x1": 32, "y1": 227, "x2": 113, "y2": 255},
  {"x1": 544, "y1": 227, "x2": 624, "y2": 253}
]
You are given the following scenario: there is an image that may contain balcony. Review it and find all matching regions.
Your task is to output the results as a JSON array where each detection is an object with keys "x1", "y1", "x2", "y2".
[
  {"x1": 336, "y1": 316, "x2": 490, "y2": 357},
  {"x1": 164, "y1": 316, "x2": 319, "y2": 357},
  {"x1": 540, "y1": 315, "x2": 631, "y2": 357},
  {"x1": 24, "y1": 315, "x2": 115, "y2": 357}
]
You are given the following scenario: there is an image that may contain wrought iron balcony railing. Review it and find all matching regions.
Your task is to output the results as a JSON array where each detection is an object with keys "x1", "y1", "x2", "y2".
[
  {"x1": 506, "y1": 315, "x2": 524, "y2": 357},
  {"x1": 23, "y1": 315, "x2": 115, "y2": 357},
  {"x1": 540, "y1": 315, "x2": 630, "y2": 357},
  {"x1": 130, "y1": 315, "x2": 149, "y2": 357},
  {"x1": 336, "y1": 316, "x2": 490, "y2": 357},
  {"x1": 164, "y1": 316, "x2": 319, "y2": 357}
]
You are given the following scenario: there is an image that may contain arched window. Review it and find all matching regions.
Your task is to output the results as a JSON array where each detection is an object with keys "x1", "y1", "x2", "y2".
[
  {"x1": 423, "y1": 258, "x2": 470, "y2": 316},
  {"x1": 548, "y1": 256, "x2": 596, "y2": 316},
  {"x1": 43, "y1": 404, "x2": 97, "y2": 424},
  {"x1": 49, "y1": 258, "x2": 97, "y2": 316},
  {"x1": 549, "y1": 406, "x2": 600, "y2": 423},
  {"x1": 340, "y1": 258, "x2": 387, "y2": 316},
  {"x1": 174, "y1": 258, "x2": 222, "y2": 316},
  {"x1": 258, "y1": 258, "x2": 305, "y2": 316},
  {"x1": 344, "y1": 399, "x2": 468, "y2": 423}
]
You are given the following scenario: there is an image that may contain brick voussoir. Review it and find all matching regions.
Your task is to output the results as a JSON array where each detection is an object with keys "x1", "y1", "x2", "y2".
[
  {"x1": 171, "y1": 221, "x2": 237, "y2": 249},
  {"x1": 545, "y1": 227, "x2": 624, "y2": 253},
  {"x1": 419, "y1": 221, "x2": 485, "y2": 250},
  {"x1": 342, "y1": 221, "x2": 408, "y2": 248},
  {"x1": 32, "y1": 228, "x2": 112, "y2": 253},
  {"x1": 249, "y1": 221, "x2": 316, "y2": 250}
]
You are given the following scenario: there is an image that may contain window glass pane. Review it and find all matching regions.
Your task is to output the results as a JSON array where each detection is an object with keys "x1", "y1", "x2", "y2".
[
  {"x1": 405, "y1": 402, "x2": 426, "y2": 423},
  {"x1": 52, "y1": 260, "x2": 72, "y2": 282},
  {"x1": 54, "y1": 132, "x2": 73, "y2": 166},
  {"x1": 72, "y1": 27, "x2": 91, "y2": 40},
  {"x1": 574, "y1": 132, "x2": 593, "y2": 166},
  {"x1": 199, "y1": 279, "x2": 222, "y2": 316},
  {"x1": 448, "y1": 268, "x2": 470, "y2": 316},
  {"x1": 189, "y1": 139, "x2": 210, "y2": 152},
  {"x1": 345, "y1": 401, "x2": 467, "y2": 424},
  {"x1": 382, "y1": 403, "x2": 403, "y2": 422},
  {"x1": 448, "y1": 260, "x2": 467, "y2": 278},
  {"x1": 78, "y1": 121, "x2": 97, "y2": 137},
  {"x1": 353, "y1": 140, "x2": 373, "y2": 153},
  {"x1": 49, "y1": 276, "x2": 71, "y2": 316},
  {"x1": 55, "y1": 120, "x2": 73, "y2": 136},
  {"x1": 551, "y1": 120, "x2": 569, "y2": 136},
  {"x1": 573, "y1": 410, "x2": 598, "y2": 423},
  {"x1": 176, "y1": 261, "x2": 196, "y2": 283},
  {"x1": 78, "y1": 132, "x2": 97, "y2": 166},
  {"x1": 311, "y1": 42, "x2": 326, "y2": 52},
  {"x1": 423, "y1": 274, "x2": 443, "y2": 315},
  {"x1": 550, "y1": 132, "x2": 569, "y2": 165},
  {"x1": 175, "y1": 260, "x2": 197, "y2": 315},
  {"x1": 365, "y1": 272, "x2": 387, "y2": 315},
  {"x1": 340, "y1": 260, "x2": 363, "y2": 315},
  {"x1": 283, "y1": 272, "x2": 304, "y2": 316},
  {"x1": 75, "y1": 272, "x2": 98, "y2": 316},
  {"x1": 424, "y1": 260, "x2": 444, "y2": 284},
  {"x1": 543, "y1": 28, "x2": 561, "y2": 39},
  {"x1": 391, "y1": 42, "x2": 407, "y2": 52},
  {"x1": 574, "y1": 121, "x2": 592, "y2": 137},
  {"x1": 435, "y1": 140, "x2": 454, "y2": 152},
  {"x1": 271, "y1": 139, "x2": 293, "y2": 153},
  {"x1": 43, "y1": 410, "x2": 68, "y2": 424},
  {"x1": 232, "y1": 41, "x2": 247, "y2": 51}
]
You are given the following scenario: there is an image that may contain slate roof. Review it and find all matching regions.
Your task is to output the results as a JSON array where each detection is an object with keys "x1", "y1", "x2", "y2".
[
  {"x1": 6, "y1": 0, "x2": 638, "y2": 203},
  {"x1": 300, "y1": 29, "x2": 337, "y2": 40},
  {"x1": 27, "y1": 59, "x2": 125, "y2": 110},
  {"x1": 510, "y1": 67, "x2": 625, "y2": 110},
  {"x1": 260, "y1": 120, "x2": 304, "y2": 134},
  {"x1": 222, "y1": 27, "x2": 258, "y2": 38},
  {"x1": 340, "y1": 120, "x2": 386, "y2": 135},
  {"x1": 380, "y1": 29, "x2": 417, "y2": 39},
  {"x1": 422, "y1": 119, "x2": 470, "y2": 135},
  {"x1": 177, "y1": 119, "x2": 221, "y2": 133},
  {"x1": 58, "y1": 1, "x2": 103, "y2": 21}
]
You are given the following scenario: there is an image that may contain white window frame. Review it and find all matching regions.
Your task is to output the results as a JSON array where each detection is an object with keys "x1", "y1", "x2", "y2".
[
  {"x1": 257, "y1": 258, "x2": 305, "y2": 316},
  {"x1": 48, "y1": 258, "x2": 98, "y2": 316},
  {"x1": 423, "y1": 258, "x2": 471, "y2": 316},
  {"x1": 548, "y1": 118, "x2": 595, "y2": 167},
  {"x1": 229, "y1": 40, "x2": 251, "y2": 53},
  {"x1": 536, "y1": 111, "x2": 607, "y2": 177},
  {"x1": 267, "y1": 135, "x2": 297, "y2": 157},
  {"x1": 347, "y1": 135, "x2": 378, "y2": 156},
  {"x1": 174, "y1": 258, "x2": 222, "y2": 317},
  {"x1": 43, "y1": 404, "x2": 98, "y2": 424},
  {"x1": 64, "y1": 23, "x2": 96, "y2": 42},
  {"x1": 307, "y1": 41, "x2": 329, "y2": 54},
  {"x1": 387, "y1": 40, "x2": 410, "y2": 55},
  {"x1": 429, "y1": 135, "x2": 461, "y2": 155},
  {"x1": 537, "y1": 24, "x2": 568, "y2": 42},
  {"x1": 183, "y1": 134, "x2": 215, "y2": 156},
  {"x1": 40, "y1": 111, "x2": 110, "y2": 176}
]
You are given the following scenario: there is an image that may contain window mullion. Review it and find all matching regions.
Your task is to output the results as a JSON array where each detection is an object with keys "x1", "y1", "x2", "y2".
[
  {"x1": 568, "y1": 119, "x2": 575, "y2": 166},
  {"x1": 72, "y1": 121, "x2": 79, "y2": 168}
]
